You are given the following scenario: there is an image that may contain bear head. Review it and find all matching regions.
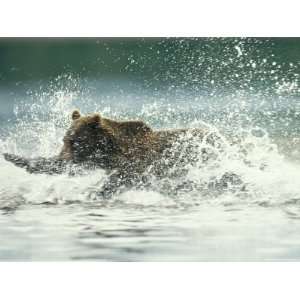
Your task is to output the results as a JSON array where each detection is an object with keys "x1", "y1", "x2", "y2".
[{"x1": 62, "y1": 110, "x2": 122, "y2": 165}]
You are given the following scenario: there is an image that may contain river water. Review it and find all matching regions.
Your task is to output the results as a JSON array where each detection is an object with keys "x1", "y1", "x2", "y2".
[{"x1": 1, "y1": 38, "x2": 300, "y2": 261}]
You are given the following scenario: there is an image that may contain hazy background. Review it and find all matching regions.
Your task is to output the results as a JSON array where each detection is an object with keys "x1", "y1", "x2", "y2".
[{"x1": 1, "y1": 37, "x2": 300, "y2": 88}]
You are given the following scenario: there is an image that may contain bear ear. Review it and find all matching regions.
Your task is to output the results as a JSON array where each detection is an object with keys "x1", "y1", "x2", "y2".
[
  {"x1": 72, "y1": 110, "x2": 81, "y2": 120},
  {"x1": 90, "y1": 113, "x2": 101, "y2": 124}
]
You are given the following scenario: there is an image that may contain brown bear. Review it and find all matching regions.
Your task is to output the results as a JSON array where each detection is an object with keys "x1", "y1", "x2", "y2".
[
  {"x1": 3, "y1": 110, "x2": 226, "y2": 197},
  {"x1": 59, "y1": 110, "x2": 223, "y2": 175},
  {"x1": 59, "y1": 110, "x2": 155, "y2": 169}
]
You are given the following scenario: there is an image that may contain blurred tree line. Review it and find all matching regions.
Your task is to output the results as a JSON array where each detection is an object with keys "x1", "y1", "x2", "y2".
[{"x1": 0, "y1": 38, "x2": 300, "y2": 92}]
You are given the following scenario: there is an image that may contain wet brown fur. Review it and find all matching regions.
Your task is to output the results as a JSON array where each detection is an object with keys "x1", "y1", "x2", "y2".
[{"x1": 59, "y1": 110, "x2": 212, "y2": 175}]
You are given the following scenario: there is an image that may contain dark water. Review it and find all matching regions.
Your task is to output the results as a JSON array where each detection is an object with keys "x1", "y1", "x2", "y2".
[{"x1": 1, "y1": 38, "x2": 300, "y2": 261}]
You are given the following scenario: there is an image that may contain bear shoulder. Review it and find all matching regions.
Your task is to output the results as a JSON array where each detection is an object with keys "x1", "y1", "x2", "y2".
[{"x1": 102, "y1": 117, "x2": 152, "y2": 137}]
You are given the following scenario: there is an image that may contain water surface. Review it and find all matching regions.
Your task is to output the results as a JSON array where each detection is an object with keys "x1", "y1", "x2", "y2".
[{"x1": 1, "y1": 38, "x2": 300, "y2": 261}]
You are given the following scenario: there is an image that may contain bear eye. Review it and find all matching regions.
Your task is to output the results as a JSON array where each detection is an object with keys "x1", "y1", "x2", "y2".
[{"x1": 88, "y1": 122, "x2": 99, "y2": 129}]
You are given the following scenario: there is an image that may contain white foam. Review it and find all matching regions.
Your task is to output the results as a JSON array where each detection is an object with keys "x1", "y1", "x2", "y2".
[{"x1": 1, "y1": 81, "x2": 300, "y2": 209}]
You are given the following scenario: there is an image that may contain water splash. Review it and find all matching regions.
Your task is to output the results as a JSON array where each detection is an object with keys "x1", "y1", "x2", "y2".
[
  {"x1": 1, "y1": 39, "x2": 300, "y2": 210},
  {"x1": 1, "y1": 78, "x2": 300, "y2": 211}
]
